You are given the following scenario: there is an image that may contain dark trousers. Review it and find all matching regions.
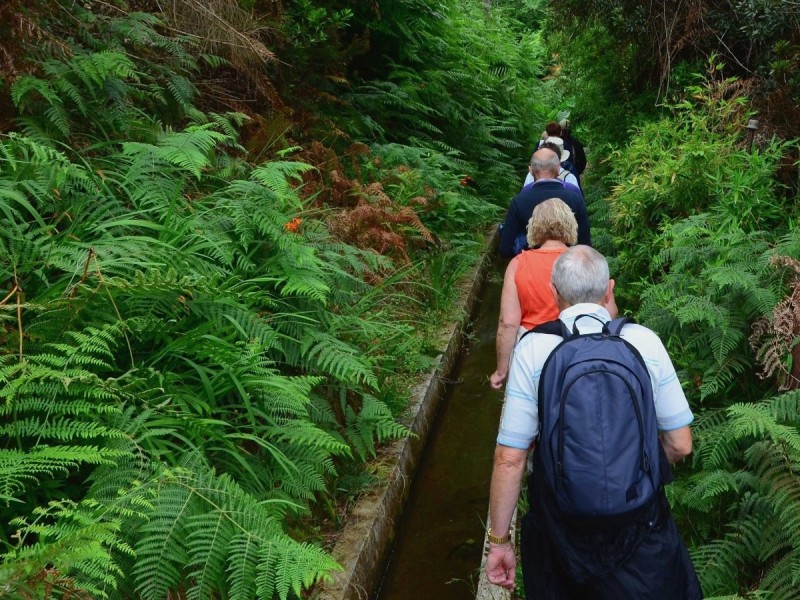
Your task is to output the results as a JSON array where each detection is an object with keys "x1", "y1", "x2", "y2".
[{"x1": 520, "y1": 483, "x2": 702, "y2": 599}]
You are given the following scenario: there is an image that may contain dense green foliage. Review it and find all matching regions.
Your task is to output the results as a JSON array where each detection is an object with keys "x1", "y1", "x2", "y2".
[
  {"x1": 341, "y1": 0, "x2": 549, "y2": 196},
  {"x1": 4, "y1": 0, "x2": 797, "y2": 597},
  {"x1": 558, "y1": 0, "x2": 800, "y2": 124},
  {"x1": 548, "y1": 3, "x2": 800, "y2": 596},
  {"x1": 0, "y1": 1, "x2": 549, "y2": 597},
  {"x1": 599, "y1": 78, "x2": 800, "y2": 598}
]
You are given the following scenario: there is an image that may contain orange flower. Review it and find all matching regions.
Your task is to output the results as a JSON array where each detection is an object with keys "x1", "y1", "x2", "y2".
[{"x1": 284, "y1": 217, "x2": 302, "y2": 233}]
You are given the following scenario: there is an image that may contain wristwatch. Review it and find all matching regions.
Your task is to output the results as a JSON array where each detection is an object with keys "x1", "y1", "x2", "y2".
[{"x1": 487, "y1": 527, "x2": 511, "y2": 545}]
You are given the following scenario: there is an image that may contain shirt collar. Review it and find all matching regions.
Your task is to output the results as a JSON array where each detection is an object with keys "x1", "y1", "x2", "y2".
[{"x1": 559, "y1": 303, "x2": 612, "y2": 333}]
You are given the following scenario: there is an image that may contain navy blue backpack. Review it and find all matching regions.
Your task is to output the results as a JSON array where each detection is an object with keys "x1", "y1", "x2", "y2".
[{"x1": 531, "y1": 316, "x2": 663, "y2": 520}]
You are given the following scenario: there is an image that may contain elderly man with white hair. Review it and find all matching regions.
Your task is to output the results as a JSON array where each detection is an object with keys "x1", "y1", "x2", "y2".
[{"x1": 485, "y1": 245, "x2": 701, "y2": 599}]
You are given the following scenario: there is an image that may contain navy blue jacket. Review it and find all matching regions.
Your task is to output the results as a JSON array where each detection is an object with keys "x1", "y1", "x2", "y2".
[{"x1": 499, "y1": 179, "x2": 591, "y2": 258}]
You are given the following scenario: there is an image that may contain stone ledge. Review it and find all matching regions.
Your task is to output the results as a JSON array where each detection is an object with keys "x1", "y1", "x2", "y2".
[{"x1": 313, "y1": 229, "x2": 498, "y2": 600}]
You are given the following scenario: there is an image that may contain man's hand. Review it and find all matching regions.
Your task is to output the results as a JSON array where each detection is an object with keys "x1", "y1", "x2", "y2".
[
  {"x1": 661, "y1": 425, "x2": 693, "y2": 463},
  {"x1": 485, "y1": 543, "x2": 516, "y2": 590},
  {"x1": 490, "y1": 370, "x2": 507, "y2": 389}
]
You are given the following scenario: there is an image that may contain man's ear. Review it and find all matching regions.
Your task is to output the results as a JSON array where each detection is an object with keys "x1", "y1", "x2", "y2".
[
  {"x1": 549, "y1": 282, "x2": 559, "y2": 305},
  {"x1": 604, "y1": 278, "x2": 616, "y2": 305},
  {"x1": 605, "y1": 279, "x2": 619, "y2": 318}
]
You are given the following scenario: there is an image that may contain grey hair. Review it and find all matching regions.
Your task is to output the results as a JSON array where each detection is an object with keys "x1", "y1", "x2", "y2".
[
  {"x1": 529, "y1": 149, "x2": 560, "y2": 178},
  {"x1": 551, "y1": 245, "x2": 609, "y2": 305}
]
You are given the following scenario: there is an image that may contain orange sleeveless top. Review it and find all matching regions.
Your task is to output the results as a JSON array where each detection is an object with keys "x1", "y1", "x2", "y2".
[{"x1": 515, "y1": 247, "x2": 567, "y2": 330}]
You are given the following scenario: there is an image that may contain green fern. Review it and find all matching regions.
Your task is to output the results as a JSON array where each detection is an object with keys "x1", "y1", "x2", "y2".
[
  {"x1": 123, "y1": 126, "x2": 229, "y2": 180},
  {"x1": 131, "y1": 461, "x2": 341, "y2": 600},
  {"x1": 729, "y1": 404, "x2": 800, "y2": 452},
  {"x1": 0, "y1": 446, "x2": 125, "y2": 505},
  {"x1": 300, "y1": 329, "x2": 378, "y2": 387},
  {"x1": 250, "y1": 161, "x2": 315, "y2": 203},
  {"x1": 673, "y1": 392, "x2": 800, "y2": 597},
  {"x1": 0, "y1": 321, "x2": 134, "y2": 505},
  {"x1": 0, "y1": 498, "x2": 133, "y2": 598},
  {"x1": 11, "y1": 76, "x2": 71, "y2": 137},
  {"x1": 344, "y1": 394, "x2": 413, "y2": 460}
]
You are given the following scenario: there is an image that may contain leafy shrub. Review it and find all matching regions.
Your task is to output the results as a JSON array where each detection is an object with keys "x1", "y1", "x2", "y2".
[
  {"x1": 0, "y1": 12, "x2": 412, "y2": 598},
  {"x1": 600, "y1": 69, "x2": 800, "y2": 597},
  {"x1": 0, "y1": 2, "x2": 553, "y2": 596}
]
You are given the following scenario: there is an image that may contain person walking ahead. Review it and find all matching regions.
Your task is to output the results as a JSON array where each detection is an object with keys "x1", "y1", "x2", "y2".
[
  {"x1": 490, "y1": 199, "x2": 577, "y2": 390},
  {"x1": 485, "y1": 245, "x2": 701, "y2": 599},
  {"x1": 499, "y1": 149, "x2": 590, "y2": 257}
]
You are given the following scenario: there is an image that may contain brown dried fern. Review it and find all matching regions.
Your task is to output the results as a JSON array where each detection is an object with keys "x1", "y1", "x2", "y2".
[
  {"x1": 296, "y1": 143, "x2": 435, "y2": 264},
  {"x1": 327, "y1": 182, "x2": 435, "y2": 265},
  {"x1": 750, "y1": 255, "x2": 800, "y2": 390},
  {"x1": 361, "y1": 182, "x2": 435, "y2": 244}
]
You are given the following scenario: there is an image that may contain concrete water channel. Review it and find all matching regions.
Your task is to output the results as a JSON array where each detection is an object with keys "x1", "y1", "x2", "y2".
[{"x1": 375, "y1": 260, "x2": 505, "y2": 599}]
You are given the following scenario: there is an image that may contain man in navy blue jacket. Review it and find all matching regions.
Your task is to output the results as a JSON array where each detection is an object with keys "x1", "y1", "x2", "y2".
[{"x1": 499, "y1": 149, "x2": 590, "y2": 258}]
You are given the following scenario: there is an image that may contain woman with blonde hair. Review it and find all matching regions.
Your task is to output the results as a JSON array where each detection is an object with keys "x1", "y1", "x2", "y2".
[{"x1": 490, "y1": 199, "x2": 578, "y2": 389}]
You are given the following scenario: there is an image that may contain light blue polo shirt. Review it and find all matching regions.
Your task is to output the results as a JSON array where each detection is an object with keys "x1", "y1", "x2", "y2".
[{"x1": 497, "y1": 303, "x2": 694, "y2": 450}]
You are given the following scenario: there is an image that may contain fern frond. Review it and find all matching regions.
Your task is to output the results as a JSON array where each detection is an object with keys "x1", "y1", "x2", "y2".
[
  {"x1": 1, "y1": 498, "x2": 132, "y2": 598},
  {"x1": 11, "y1": 76, "x2": 70, "y2": 137},
  {"x1": 186, "y1": 509, "x2": 234, "y2": 600},
  {"x1": 226, "y1": 533, "x2": 259, "y2": 599},
  {"x1": 344, "y1": 394, "x2": 411, "y2": 460},
  {"x1": 300, "y1": 330, "x2": 377, "y2": 387},
  {"x1": 123, "y1": 126, "x2": 227, "y2": 179},
  {"x1": 254, "y1": 537, "x2": 338, "y2": 600},
  {"x1": 131, "y1": 463, "x2": 340, "y2": 600},
  {"x1": 729, "y1": 404, "x2": 800, "y2": 453},
  {"x1": 133, "y1": 481, "x2": 193, "y2": 599},
  {"x1": 250, "y1": 161, "x2": 314, "y2": 204},
  {"x1": 0, "y1": 446, "x2": 127, "y2": 503},
  {"x1": 165, "y1": 74, "x2": 196, "y2": 111}
]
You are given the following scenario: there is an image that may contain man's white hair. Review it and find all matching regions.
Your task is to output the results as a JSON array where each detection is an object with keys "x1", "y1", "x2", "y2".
[
  {"x1": 551, "y1": 245, "x2": 609, "y2": 305},
  {"x1": 529, "y1": 149, "x2": 560, "y2": 178}
]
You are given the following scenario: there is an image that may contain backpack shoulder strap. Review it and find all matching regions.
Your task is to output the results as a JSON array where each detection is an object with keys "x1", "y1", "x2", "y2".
[
  {"x1": 522, "y1": 315, "x2": 634, "y2": 343},
  {"x1": 557, "y1": 170, "x2": 568, "y2": 181},
  {"x1": 519, "y1": 319, "x2": 569, "y2": 343},
  {"x1": 607, "y1": 316, "x2": 635, "y2": 336},
  {"x1": 606, "y1": 316, "x2": 652, "y2": 385},
  {"x1": 535, "y1": 319, "x2": 569, "y2": 336}
]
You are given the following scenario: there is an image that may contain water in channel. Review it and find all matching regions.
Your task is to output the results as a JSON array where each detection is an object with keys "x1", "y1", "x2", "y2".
[{"x1": 376, "y1": 262, "x2": 505, "y2": 599}]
